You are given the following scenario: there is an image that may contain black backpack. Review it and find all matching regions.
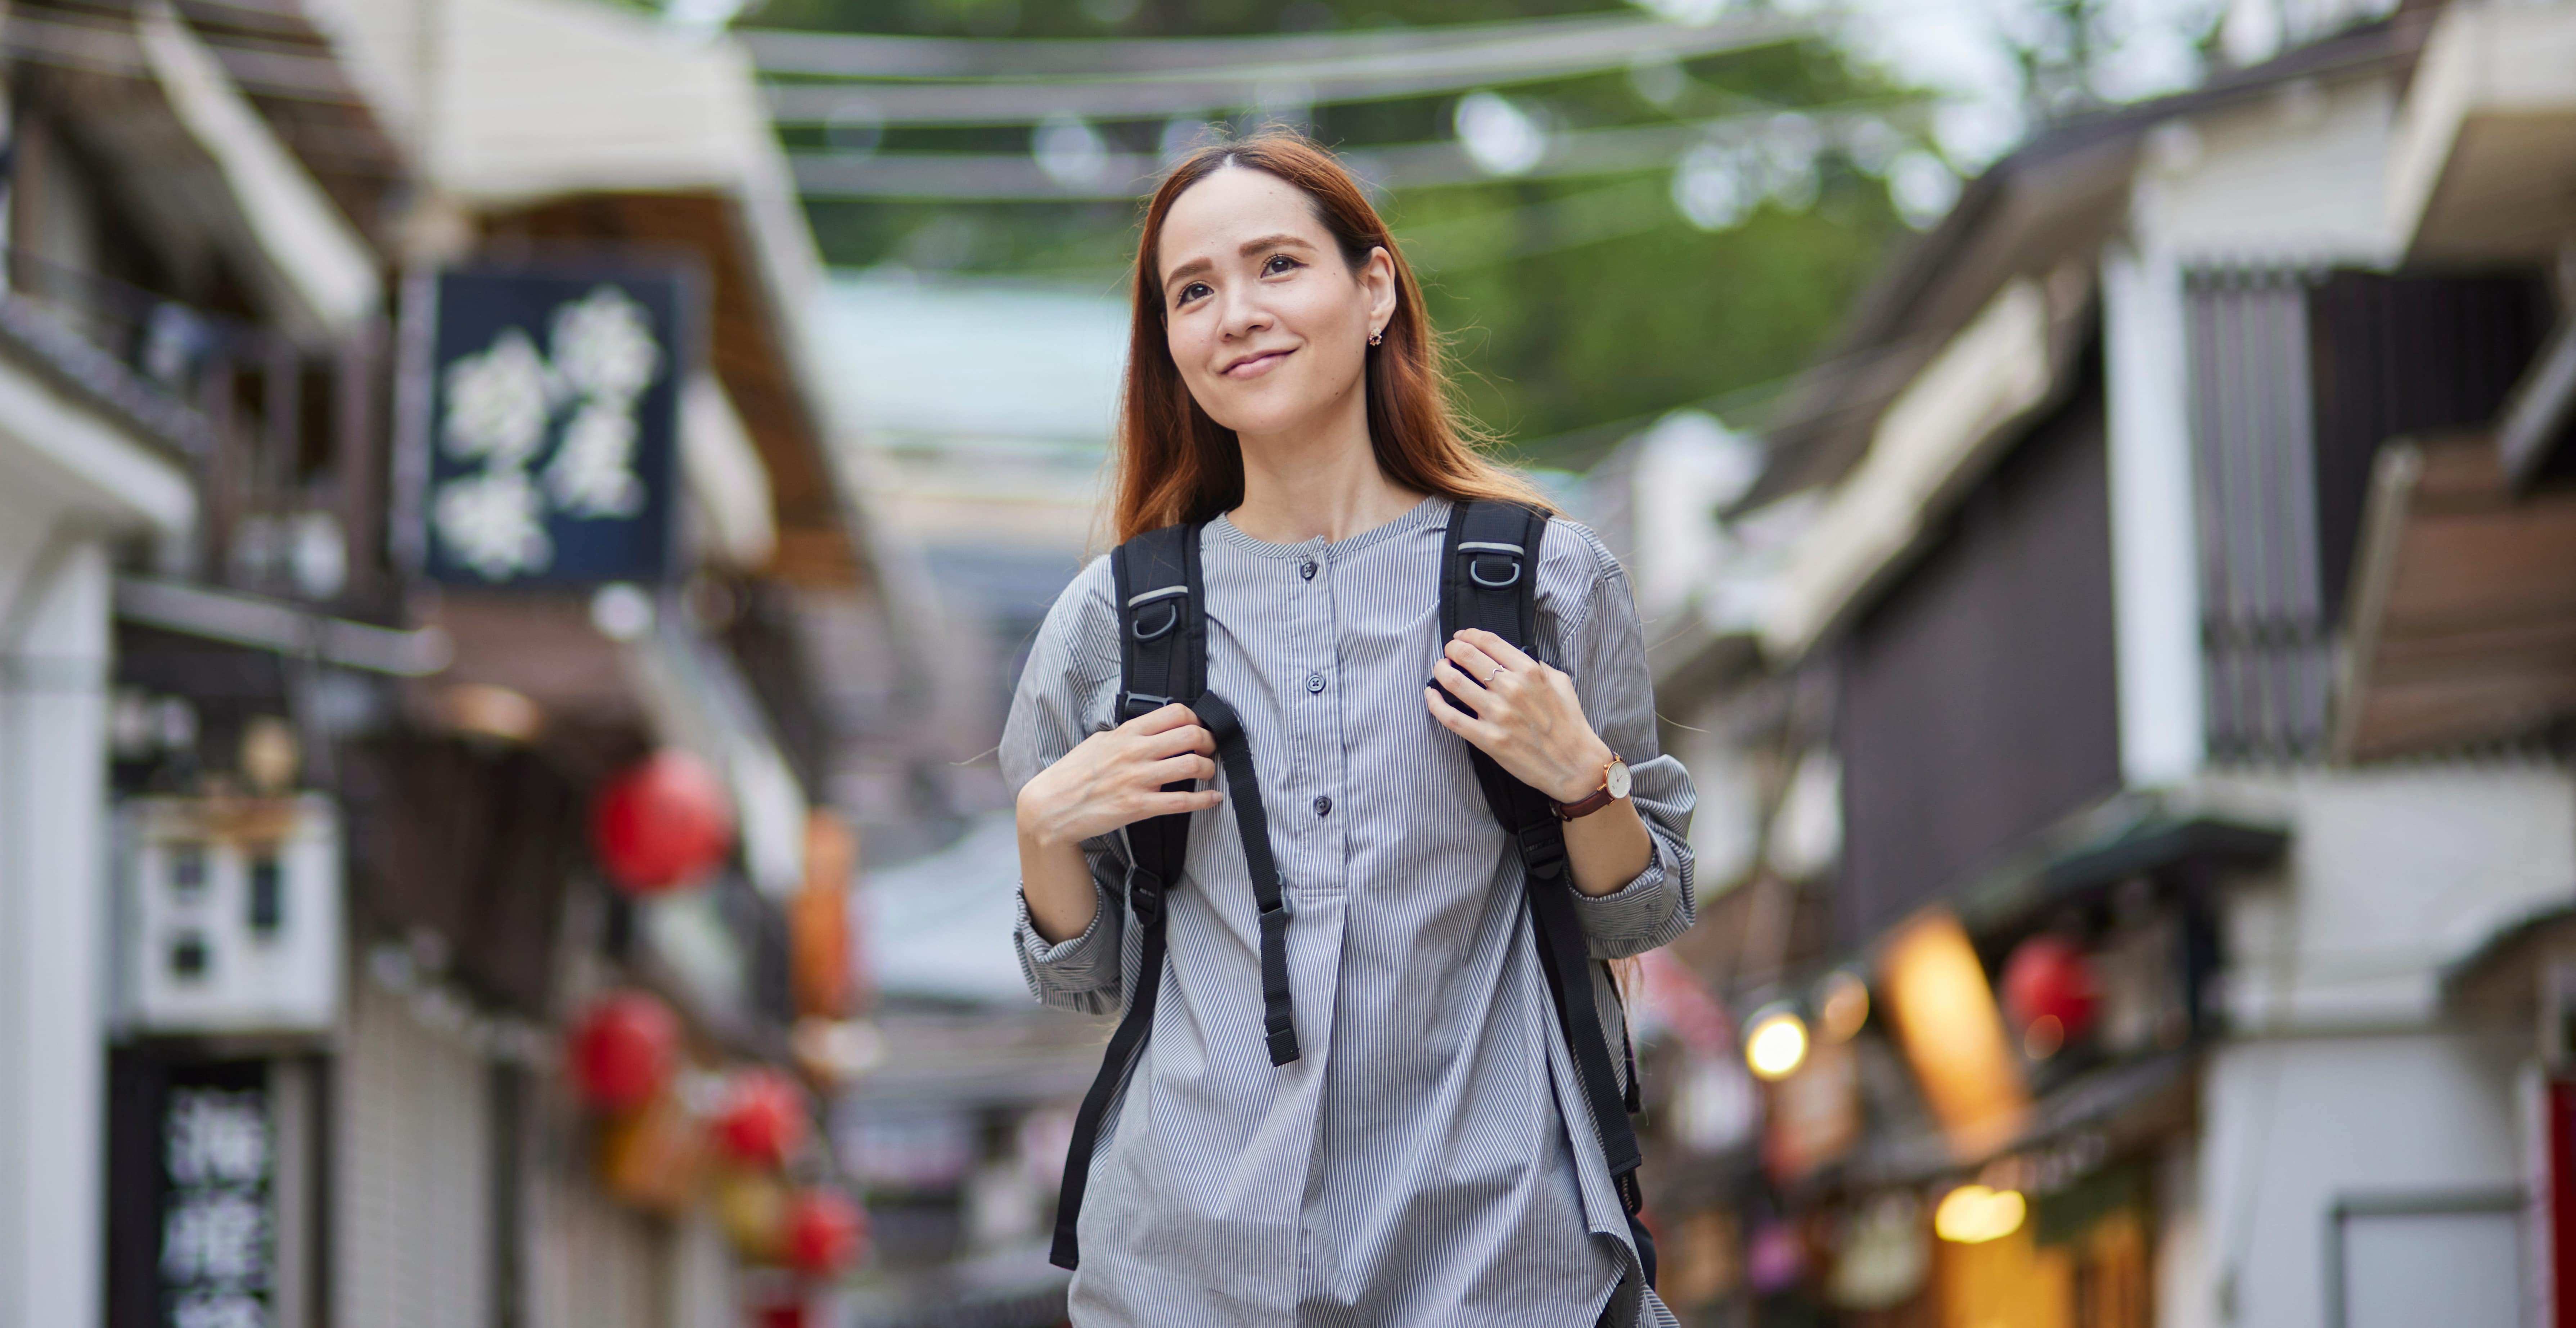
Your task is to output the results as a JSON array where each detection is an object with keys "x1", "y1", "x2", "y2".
[{"x1": 1047, "y1": 500, "x2": 1654, "y2": 1287}]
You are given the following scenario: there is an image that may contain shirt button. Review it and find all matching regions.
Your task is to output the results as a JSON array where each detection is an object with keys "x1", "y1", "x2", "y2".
[
  {"x1": 1306, "y1": 672, "x2": 1325, "y2": 694},
  {"x1": 1300, "y1": 560, "x2": 1318, "y2": 581},
  {"x1": 1313, "y1": 795, "x2": 1333, "y2": 817}
]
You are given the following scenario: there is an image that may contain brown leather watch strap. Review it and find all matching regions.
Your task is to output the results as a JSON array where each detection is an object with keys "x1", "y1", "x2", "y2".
[
  {"x1": 1550, "y1": 755, "x2": 1626, "y2": 821},
  {"x1": 1551, "y1": 784, "x2": 1618, "y2": 820}
]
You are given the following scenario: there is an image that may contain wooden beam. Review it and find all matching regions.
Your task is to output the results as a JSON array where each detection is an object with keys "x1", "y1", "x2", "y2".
[
  {"x1": 2499, "y1": 312, "x2": 2576, "y2": 490},
  {"x1": 2336, "y1": 433, "x2": 2576, "y2": 758}
]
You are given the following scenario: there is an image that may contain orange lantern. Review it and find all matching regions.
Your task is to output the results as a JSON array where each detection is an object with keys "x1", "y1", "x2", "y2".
[
  {"x1": 595, "y1": 1089, "x2": 704, "y2": 1214},
  {"x1": 791, "y1": 811, "x2": 857, "y2": 1018},
  {"x1": 713, "y1": 1168, "x2": 789, "y2": 1261}
]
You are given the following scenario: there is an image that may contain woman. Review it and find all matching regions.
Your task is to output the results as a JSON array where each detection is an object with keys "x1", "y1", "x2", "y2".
[{"x1": 1003, "y1": 131, "x2": 1695, "y2": 1326}]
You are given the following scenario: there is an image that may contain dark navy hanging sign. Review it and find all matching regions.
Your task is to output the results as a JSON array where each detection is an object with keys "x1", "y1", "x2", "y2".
[{"x1": 411, "y1": 265, "x2": 697, "y2": 586}]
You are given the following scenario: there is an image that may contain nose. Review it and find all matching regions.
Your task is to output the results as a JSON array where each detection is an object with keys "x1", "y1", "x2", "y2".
[{"x1": 1215, "y1": 284, "x2": 1270, "y2": 341}]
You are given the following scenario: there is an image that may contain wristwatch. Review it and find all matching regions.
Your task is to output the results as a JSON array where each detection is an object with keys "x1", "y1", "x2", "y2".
[{"x1": 1550, "y1": 755, "x2": 1631, "y2": 820}]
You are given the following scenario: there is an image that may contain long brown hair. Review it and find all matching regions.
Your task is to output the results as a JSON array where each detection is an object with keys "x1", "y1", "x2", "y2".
[{"x1": 1110, "y1": 130, "x2": 1551, "y2": 544}]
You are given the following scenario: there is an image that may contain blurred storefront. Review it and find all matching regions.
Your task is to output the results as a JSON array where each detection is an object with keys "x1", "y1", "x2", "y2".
[
  {"x1": 1632, "y1": 5, "x2": 2576, "y2": 1325},
  {"x1": 0, "y1": 0, "x2": 943, "y2": 1323}
]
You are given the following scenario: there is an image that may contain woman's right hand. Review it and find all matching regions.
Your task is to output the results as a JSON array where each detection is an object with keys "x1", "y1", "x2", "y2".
[
  {"x1": 1018, "y1": 703, "x2": 1220, "y2": 943},
  {"x1": 1018, "y1": 703, "x2": 1221, "y2": 849}
]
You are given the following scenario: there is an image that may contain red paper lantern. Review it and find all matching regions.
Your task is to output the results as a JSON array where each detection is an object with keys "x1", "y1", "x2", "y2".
[
  {"x1": 712, "y1": 1068, "x2": 809, "y2": 1169},
  {"x1": 2000, "y1": 935, "x2": 2098, "y2": 1044},
  {"x1": 592, "y1": 749, "x2": 735, "y2": 895},
  {"x1": 782, "y1": 1188, "x2": 866, "y2": 1276},
  {"x1": 569, "y1": 991, "x2": 679, "y2": 1112}
]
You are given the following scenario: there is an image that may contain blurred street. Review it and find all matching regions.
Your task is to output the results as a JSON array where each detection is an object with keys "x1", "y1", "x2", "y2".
[{"x1": 2, "y1": 0, "x2": 2572, "y2": 1325}]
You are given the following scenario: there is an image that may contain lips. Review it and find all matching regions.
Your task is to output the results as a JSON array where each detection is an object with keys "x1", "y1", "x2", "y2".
[{"x1": 1219, "y1": 347, "x2": 1293, "y2": 379}]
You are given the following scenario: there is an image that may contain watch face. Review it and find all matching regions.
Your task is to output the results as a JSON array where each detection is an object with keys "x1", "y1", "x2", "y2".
[{"x1": 1606, "y1": 760, "x2": 1631, "y2": 800}]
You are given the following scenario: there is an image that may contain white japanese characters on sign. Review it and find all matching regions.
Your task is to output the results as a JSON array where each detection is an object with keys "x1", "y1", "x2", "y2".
[
  {"x1": 432, "y1": 285, "x2": 664, "y2": 581},
  {"x1": 162, "y1": 1087, "x2": 271, "y2": 1328}
]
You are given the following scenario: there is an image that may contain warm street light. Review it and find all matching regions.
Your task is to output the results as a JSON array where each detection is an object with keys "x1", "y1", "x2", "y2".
[
  {"x1": 1933, "y1": 1184, "x2": 2027, "y2": 1244},
  {"x1": 1745, "y1": 1005, "x2": 1810, "y2": 1081}
]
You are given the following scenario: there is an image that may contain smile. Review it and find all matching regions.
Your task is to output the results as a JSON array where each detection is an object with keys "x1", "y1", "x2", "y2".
[{"x1": 1220, "y1": 348, "x2": 1293, "y2": 379}]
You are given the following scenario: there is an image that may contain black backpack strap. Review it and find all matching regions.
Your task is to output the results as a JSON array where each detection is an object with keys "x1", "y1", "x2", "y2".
[
  {"x1": 1440, "y1": 500, "x2": 1657, "y2": 1289},
  {"x1": 1051, "y1": 522, "x2": 1300, "y2": 1272},
  {"x1": 1051, "y1": 523, "x2": 1201, "y2": 1271},
  {"x1": 1193, "y1": 691, "x2": 1299, "y2": 1067}
]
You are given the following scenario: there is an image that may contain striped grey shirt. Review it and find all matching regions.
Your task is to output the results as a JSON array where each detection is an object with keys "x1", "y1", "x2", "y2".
[{"x1": 1003, "y1": 496, "x2": 1694, "y2": 1327}]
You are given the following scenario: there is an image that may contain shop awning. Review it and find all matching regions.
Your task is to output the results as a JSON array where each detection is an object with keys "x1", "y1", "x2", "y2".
[
  {"x1": 116, "y1": 576, "x2": 452, "y2": 676},
  {"x1": 1954, "y1": 802, "x2": 2289, "y2": 938}
]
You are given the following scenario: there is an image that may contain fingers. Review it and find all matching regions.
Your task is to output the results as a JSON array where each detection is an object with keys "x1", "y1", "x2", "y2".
[
  {"x1": 1140, "y1": 788, "x2": 1225, "y2": 817},
  {"x1": 1138, "y1": 720, "x2": 1217, "y2": 757},
  {"x1": 1123, "y1": 701, "x2": 1206, "y2": 736},
  {"x1": 1424, "y1": 684, "x2": 1501, "y2": 750},
  {"x1": 1454, "y1": 627, "x2": 1539, "y2": 675},
  {"x1": 1141, "y1": 752, "x2": 1217, "y2": 787},
  {"x1": 1442, "y1": 635, "x2": 1506, "y2": 686},
  {"x1": 1429, "y1": 657, "x2": 1487, "y2": 703}
]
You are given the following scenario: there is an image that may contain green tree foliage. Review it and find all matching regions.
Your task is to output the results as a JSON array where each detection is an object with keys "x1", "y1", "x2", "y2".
[{"x1": 752, "y1": 0, "x2": 1928, "y2": 464}]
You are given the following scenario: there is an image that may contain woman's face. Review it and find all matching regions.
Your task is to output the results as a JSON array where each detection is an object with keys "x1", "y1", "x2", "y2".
[{"x1": 1156, "y1": 166, "x2": 1395, "y2": 440}]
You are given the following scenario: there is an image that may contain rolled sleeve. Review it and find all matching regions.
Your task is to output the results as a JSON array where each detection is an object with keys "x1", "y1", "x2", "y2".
[
  {"x1": 1014, "y1": 870, "x2": 1125, "y2": 1015},
  {"x1": 1552, "y1": 526, "x2": 1698, "y2": 960},
  {"x1": 1001, "y1": 554, "x2": 1132, "y2": 1014},
  {"x1": 1570, "y1": 817, "x2": 1697, "y2": 959}
]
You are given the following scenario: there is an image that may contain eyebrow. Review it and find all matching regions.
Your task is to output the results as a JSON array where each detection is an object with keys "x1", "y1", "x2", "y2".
[{"x1": 1162, "y1": 233, "x2": 1322, "y2": 290}]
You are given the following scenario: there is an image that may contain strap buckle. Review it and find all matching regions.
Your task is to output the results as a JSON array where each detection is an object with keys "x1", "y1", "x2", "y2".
[
  {"x1": 1515, "y1": 822, "x2": 1570, "y2": 881},
  {"x1": 1126, "y1": 865, "x2": 1167, "y2": 926},
  {"x1": 1119, "y1": 691, "x2": 1175, "y2": 721}
]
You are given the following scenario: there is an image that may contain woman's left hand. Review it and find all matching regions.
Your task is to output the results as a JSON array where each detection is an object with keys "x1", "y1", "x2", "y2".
[{"x1": 1424, "y1": 628, "x2": 1619, "y2": 806}]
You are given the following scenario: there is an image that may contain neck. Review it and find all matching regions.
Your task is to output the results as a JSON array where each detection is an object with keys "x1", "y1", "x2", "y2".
[{"x1": 1226, "y1": 383, "x2": 1423, "y2": 545}]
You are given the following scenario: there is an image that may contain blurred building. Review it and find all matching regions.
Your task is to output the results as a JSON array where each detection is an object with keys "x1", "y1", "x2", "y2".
[
  {"x1": 0, "y1": 1, "x2": 948, "y2": 1324},
  {"x1": 815, "y1": 269, "x2": 1126, "y2": 856},
  {"x1": 810, "y1": 271, "x2": 1129, "y2": 1326},
  {"x1": 1631, "y1": 4, "x2": 2576, "y2": 1326}
]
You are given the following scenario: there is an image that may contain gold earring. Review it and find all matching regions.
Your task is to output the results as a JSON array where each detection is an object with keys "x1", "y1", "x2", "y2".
[{"x1": 1369, "y1": 330, "x2": 1384, "y2": 346}]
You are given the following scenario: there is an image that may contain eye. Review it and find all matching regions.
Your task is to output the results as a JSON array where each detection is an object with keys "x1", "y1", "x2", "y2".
[
  {"x1": 1175, "y1": 281, "x2": 1211, "y2": 307},
  {"x1": 1262, "y1": 253, "x2": 1302, "y2": 276}
]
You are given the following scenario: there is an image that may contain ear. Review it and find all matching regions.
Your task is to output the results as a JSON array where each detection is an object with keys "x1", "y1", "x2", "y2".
[{"x1": 1361, "y1": 246, "x2": 1398, "y2": 337}]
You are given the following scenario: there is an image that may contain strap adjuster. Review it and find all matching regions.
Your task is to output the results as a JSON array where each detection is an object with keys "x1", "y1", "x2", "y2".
[
  {"x1": 1126, "y1": 865, "x2": 1167, "y2": 925},
  {"x1": 1515, "y1": 823, "x2": 1569, "y2": 881},
  {"x1": 1120, "y1": 691, "x2": 1175, "y2": 720}
]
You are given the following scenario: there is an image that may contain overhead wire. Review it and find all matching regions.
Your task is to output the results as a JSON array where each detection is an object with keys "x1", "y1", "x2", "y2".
[
  {"x1": 789, "y1": 98, "x2": 1922, "y2": 201},
  {"x1": 751, "y1": 11, "x2": 1825, "y2": 126}
]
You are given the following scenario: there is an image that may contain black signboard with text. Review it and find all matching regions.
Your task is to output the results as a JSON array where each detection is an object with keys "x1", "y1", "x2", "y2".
[
  {"x1": 108, "y1": 1054, "x2": 278, "y2": 1328},
  {"x1": 405, "y1": 264, "x2": 699, "y2": 587}
]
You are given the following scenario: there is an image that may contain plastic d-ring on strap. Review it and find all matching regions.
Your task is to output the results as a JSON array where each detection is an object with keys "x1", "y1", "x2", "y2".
[
  {"x1": 1459, "y1": 539, "x2": 1526, "y2": 589},
  {"x1": 1127, "y1": 584, "x2": 1189, "y2": 641}
]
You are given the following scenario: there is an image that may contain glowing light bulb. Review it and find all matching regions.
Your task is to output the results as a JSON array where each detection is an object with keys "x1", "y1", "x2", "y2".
[
  {"x1": 1933, "y1": 1184, "x2": 2027, "y2": 1244},
  {"x1": 1745, "y1": 1008, "x2": 1810, "y2": 1081}
]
